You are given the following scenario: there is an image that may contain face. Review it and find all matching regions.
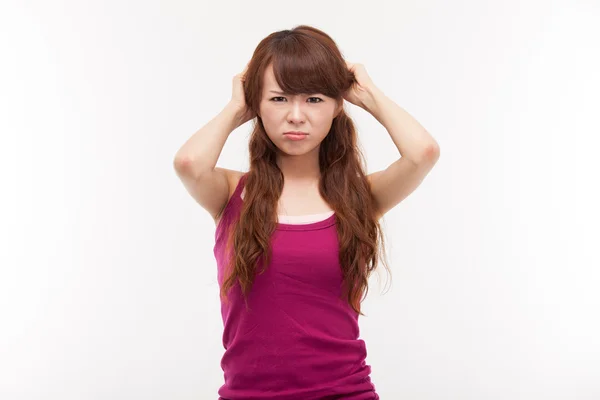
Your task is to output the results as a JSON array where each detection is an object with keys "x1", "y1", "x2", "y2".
[{"x1": 258, "y1": 63, "x2": 342, "y2": 156}]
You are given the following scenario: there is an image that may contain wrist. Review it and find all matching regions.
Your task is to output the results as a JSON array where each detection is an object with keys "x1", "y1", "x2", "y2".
[
  {"x1": 223, "y1": 103, "x2": 246, "y2": 129},
  {"x1": 361, "y1": 85, "x2": 384, "y2": 114}
]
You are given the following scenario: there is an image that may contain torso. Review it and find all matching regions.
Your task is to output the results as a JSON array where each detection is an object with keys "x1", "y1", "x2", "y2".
[{"x1": 215, "y1": 170, "x2": 334, "y2": 225}]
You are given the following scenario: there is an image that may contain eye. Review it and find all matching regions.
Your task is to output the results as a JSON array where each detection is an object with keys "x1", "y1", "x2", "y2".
[{"x1": 270, "y1": 97, "x2": 324, "y2": 103}]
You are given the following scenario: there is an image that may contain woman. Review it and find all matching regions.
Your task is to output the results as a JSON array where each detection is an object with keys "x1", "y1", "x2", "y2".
[{"x1": 174, "y1": 25, "x2": 439, "y2": 400}]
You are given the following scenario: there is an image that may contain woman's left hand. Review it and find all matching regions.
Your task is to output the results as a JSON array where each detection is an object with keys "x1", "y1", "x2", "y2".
[{"x1": 343, "y1": 61, "x2": 378, "y2": 111}]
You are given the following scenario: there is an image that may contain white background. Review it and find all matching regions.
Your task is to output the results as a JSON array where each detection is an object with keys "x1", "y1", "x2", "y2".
[{"x1": 2, "y1": 0, "x2": 599, "y2": 399}]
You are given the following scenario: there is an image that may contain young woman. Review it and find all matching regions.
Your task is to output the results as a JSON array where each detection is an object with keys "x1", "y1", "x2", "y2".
[{"x1": 174, "y1": 25, "x2": 440, "y2": 400}]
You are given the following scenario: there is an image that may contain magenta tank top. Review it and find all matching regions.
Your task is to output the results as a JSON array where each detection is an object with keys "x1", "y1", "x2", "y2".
[{"x1": 213, "y1": 173, "x2": 379, "y2": 400}]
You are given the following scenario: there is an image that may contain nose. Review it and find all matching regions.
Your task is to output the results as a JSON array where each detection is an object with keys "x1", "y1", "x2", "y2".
[{"x1": 287, "y1": 100, "x2": 306, "y2": 124}]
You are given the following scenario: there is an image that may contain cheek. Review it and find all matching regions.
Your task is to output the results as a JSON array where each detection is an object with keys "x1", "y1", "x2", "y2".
[
  {"x1": 259, "y1": 104, "x2": 277, "y2": 121},
  {"x1": 314, "y1": 113, "x2": 334, "y2": 128},
  {"x1": 259, "y1": 112, "x2": 278, "y2": 138}
]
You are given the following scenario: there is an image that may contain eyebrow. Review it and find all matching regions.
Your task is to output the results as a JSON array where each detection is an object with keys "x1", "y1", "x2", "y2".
[{"x1": 269, "y1": 90, "x2": 322, "y2": 96}]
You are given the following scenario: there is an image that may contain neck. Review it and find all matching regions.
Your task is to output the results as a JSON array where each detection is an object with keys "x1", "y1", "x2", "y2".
[{"x1": 276, "y1": 148, "x2": 321, "y2": 183}]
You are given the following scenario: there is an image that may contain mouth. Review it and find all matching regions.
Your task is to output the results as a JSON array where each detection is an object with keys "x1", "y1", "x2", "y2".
[
  {"x1": 283, "y1": 132, "x2": 308, "y2": 141},
  {"x1": 284, "y1": 131, "x2": 308, "y2": 136}
]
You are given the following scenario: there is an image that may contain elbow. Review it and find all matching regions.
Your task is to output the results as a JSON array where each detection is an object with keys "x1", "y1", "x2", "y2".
[
  {"x1": 173, "y1": 155, "x2": 194, "y2": 175},
  {"x1": 173, "y1": 155, "x2": 187, "y2": 170},
  {"x1": 418, "y1": 142, "x2": 440, "y2": 164},
  {"x1": 173, "y1": 155, "x2": 212, "y2": 179}
]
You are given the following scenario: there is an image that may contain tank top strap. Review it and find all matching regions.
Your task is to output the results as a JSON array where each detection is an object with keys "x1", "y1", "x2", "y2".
[
  {"x1": 215, "y1": 172, "x2": 248, "y2": 239},
  {"x1": 233, "y1": 172, "x2": 249, "y2": 204}
]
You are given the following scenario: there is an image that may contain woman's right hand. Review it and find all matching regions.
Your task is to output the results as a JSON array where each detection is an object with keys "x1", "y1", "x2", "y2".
[{"x1": 229, "y1": 63, "x2": 256, "y2": 126}]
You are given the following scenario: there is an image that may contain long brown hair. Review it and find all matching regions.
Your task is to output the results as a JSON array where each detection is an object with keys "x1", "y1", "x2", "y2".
[{"x1": 220, "y1": 25, "x2": 391, "y2": 316}]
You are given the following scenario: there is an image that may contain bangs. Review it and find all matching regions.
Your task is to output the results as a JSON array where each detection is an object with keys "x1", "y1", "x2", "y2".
[{"x1": 269, "y1": 48, "x2": 341, "y2": 98}]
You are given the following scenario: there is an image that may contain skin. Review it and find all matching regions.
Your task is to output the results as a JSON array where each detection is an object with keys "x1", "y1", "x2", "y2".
[{"x1": 258, "y1": 63, "x2": 343, "y2": 185}]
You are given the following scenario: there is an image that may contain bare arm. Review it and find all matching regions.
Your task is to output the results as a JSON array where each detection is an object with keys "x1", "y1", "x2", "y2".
[
  {"x1": 173, "y1": 103, "x2": 245, "y2": 177},
  {"x1": 173, "y1": 103, "x2": 247, "y2": 221}
]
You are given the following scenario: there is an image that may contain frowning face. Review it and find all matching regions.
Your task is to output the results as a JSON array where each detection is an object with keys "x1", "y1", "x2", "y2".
[{"x1": 259, "y1": 63, "x2": 342, "y2": 156}]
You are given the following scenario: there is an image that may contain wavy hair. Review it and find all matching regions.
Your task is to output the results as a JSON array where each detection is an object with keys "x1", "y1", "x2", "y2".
[{"x1": 219, "y1": 25, "x2": 392, "y2": 316}]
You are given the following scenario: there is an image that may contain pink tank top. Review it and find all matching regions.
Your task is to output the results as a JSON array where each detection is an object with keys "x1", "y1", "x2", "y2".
[{"x1": 213, "y1": 173, "x2": 379, "y2": 400}]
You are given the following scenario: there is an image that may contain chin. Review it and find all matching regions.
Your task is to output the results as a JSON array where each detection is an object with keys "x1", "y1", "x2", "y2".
[
  {"x1": 278, "y1": 147, "x2": 305, "y2": 156},
  {"x1": 283, "y1": 143, "x2": 321, "y2": 156}
]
